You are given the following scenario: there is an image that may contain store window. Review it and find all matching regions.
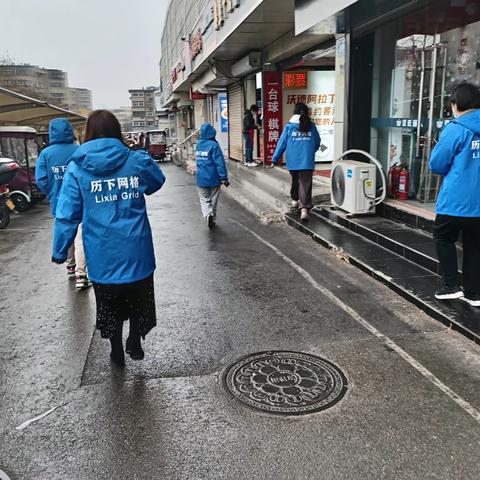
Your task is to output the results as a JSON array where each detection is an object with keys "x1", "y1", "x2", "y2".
[{"x1": 368, "y1": 0, "x2": 480, "y2": 206}]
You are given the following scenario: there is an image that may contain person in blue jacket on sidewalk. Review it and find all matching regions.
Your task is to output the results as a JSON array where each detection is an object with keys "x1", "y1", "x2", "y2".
[
  {"x1": 272, "y1": 102, "x2": 320, "y2": 221},
  {"x1": 52, "y1": 110, "x2": 166, "y2": 367},
  {"x1": 195, "y1": 123, "x2": 229, "y2": 229},
  {"x1": 35, "y1": 118, "x2": 90, "y2": 287},
  {"x1": 429, "y1": 82, "x2": 480, "y2": 306}
]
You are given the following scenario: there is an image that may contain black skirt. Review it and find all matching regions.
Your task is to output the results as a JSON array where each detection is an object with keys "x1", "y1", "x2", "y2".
[{"x1": 92, "y1": 274, "x2": 156, "y2": 339}]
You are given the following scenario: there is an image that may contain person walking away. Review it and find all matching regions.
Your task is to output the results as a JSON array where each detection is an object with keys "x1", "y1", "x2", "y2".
[
  {"x1": 52, "y1": 110, "x2": 166, "y2": 367},
  {"x1": 35, "y1": 118, "x2": 91, "y2": 289},
  {"x1": 243, "y1": 105, "x2": 259, "y2": 167},
  {"x1": 430, "y1": 82, "x2": 480, "y2": 306},
  {"x1": 195, "y1": 123, "x2": 229, "y2": 229},
  {"x1": 271, "y1": 102, "x2": 320, "y2": 221}
]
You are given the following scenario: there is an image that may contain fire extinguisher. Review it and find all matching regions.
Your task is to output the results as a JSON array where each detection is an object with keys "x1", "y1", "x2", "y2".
[
  {"x1": 388, "y1": 163, "x2": 402, "y2": 197},
  {"x1": 398, "y1": 167, "x2": 409, "y2": 200}
]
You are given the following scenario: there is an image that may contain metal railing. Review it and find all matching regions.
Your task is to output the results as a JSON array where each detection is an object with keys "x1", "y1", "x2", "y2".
[{"x1": 171, "y1": 128, "x2": 199, "y2": 166}]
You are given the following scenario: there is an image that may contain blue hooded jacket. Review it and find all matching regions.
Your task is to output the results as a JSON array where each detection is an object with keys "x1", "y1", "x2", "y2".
[
  {"x1": 35, "y1": 118, "x2": 79, "y2": 216},
  {"x1": 272, "y1": 115, "x2": 321, "y2": 170},
  {"x1": 195, "y1": 124, "x2": 228, "y2": 187},
  {"x1": 429, "y1": 110, "x2": 480, "y2": 217},
  {"x1": 52, "y1": 138, "x2": 166, "y2": 284}
]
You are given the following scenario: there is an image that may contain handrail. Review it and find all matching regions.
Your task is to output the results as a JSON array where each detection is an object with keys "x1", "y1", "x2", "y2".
[{"x1": 177, "y1": 128, "x2": 200, "y2": 147}]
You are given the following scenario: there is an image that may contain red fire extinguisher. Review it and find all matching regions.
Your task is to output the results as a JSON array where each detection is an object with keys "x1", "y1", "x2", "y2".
[
  {"x1": 388, "y1": 164, "x2": 402, "y2": 197},
  {"x1": 398, "y1": 167, "x2": 409, "y2": 200}
]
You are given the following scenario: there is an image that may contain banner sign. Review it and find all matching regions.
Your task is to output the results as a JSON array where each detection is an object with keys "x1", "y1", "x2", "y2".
[
  {"x1": 219, "y1": 94, "x2": 228, "y2": 132},
  {"x1": 262, "y1": 71, "x2": 283, "y2": 165}
]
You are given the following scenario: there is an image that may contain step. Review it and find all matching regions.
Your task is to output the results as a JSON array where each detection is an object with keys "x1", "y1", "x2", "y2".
[
  {"x1": 286, "y1": 210, "x2": 480, "y2": 343},
  {"x1": 315, "y1": 206, "x2": 463, "y2": 276}
]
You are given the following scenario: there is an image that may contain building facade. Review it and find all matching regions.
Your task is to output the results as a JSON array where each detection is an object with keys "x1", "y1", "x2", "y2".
[
  {"x1": 0, "y1": 63, "x2": 93, "y2": 113},
  {"x1": 159, "y1": 0, "x2": 476, "y2": 213},
  {"x1": 129, "y1": 87, "x2": 157, "y2": 130}
]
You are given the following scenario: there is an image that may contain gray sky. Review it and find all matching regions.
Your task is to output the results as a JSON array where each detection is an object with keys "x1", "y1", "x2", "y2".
[{"x1": 0, "y1": 0, "x2": 169, "y2": 108}]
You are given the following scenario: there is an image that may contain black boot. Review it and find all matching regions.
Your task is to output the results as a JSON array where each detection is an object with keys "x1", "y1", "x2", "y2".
[
  {"x1": 109, "y1": 322, "x2": 125, "y2": 367},
  {"x1": 126, "y1": 319, "x2": 144, "y2": 360}
]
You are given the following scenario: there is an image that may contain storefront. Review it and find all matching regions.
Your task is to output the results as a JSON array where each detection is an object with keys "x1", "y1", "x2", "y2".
[{"x1": 349, "y1": 0, "x2": 480, "y2": 209}]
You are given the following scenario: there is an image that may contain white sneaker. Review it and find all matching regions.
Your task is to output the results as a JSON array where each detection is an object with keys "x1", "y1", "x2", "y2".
[
  {"x1": 291, "y1": 200, "x2": 299, "y2": 208},
  {"x1": 248, "y1": 162, "x2": 259, "y2": 167},
  {"x1": 300, "y1": 208, "x2": 309, "y2": 221}
]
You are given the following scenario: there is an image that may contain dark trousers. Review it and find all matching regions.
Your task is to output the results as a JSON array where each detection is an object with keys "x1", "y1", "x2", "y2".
[
  {"x1": 243, "y1": 132, "x2": 253, "y2": 163},
  {"x1": 433, "y1": 214, "x2": 480, "y2": 296},
  {"x1": 290, "y1": 170, "x2": 313, "y2": 210}
]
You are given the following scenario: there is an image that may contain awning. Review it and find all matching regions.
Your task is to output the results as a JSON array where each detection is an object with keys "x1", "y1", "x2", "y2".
[{"x1": 0, "y1": 86, "x2": 87, "y2": 130}]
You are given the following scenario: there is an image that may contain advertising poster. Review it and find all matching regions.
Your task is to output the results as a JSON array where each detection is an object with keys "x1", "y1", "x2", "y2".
[
  {"x1": 283, "y1": 70, "x2": 336, "y2": 162},
  {"x1": 262, "y1": 71, "x2": 283, "y2": 165},
  {"x1": 219, "y1": 94, "x2": 228, "y2": 132}
]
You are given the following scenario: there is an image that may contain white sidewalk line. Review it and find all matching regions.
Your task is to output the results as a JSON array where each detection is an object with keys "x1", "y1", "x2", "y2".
[
  {"x1": 228, "y1": 218, "x2": 480, "y2": 424},
  {"x1": 15, "y1": 405, "x2": 61, "y2": 431}
]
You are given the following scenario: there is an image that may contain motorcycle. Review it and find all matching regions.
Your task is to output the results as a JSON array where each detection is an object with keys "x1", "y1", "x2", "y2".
[{"x1": 0, "y1": 158, "x2": 20, "y2": 229}]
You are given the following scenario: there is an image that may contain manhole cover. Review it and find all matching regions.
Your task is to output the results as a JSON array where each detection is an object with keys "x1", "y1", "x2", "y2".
[{"x1": 223, "y1": 351, "x2": 347, "y2": 415}]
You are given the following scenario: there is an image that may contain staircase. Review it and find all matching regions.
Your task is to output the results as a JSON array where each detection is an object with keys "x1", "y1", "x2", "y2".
[{"x1": 286, "y1": 202, "x2": 480, "y2": 343}]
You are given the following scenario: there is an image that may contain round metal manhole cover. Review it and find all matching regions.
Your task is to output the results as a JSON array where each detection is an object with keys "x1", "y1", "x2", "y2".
[{"x1": 223, "y1": 351, "x2": 347, "y2": 415}]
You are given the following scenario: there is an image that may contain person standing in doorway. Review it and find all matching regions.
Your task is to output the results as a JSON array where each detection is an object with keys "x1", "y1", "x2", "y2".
[
  {"x1": 430, "y1": 82, "x2": 480, "y2": 306},
  {"x1": 243, "y1": 104, "x2": 259, "y2": 167},
  {"x1": 52, "y1": 110, "x2": 166, "y2": 367},
  {"x1": 195, "y1": 123, "x2": 229, "y2": 229},
  {"x1": 272, "y1": 102, "x2": 320, "y2": 221},
  {"x1": 35, "y1": 118, "x2": 91, "y2": 289}
]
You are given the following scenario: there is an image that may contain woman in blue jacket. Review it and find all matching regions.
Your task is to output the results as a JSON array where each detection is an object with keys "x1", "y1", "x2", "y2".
[
  {"x1": 35, "y1": 118, "x2": 91, "y2": 288},
  {"x1": 195, "y1": 123, "x2": 229, "y2": 228},
  {"x1": 272, "y1": 102, "x2": 320, "y2": 221},
  {"x1": 52, "y1": 110, "x2": 166, "y2": 366},
  {"x1": 429, "y1": 83, "x2": 480, "y2": 306}
]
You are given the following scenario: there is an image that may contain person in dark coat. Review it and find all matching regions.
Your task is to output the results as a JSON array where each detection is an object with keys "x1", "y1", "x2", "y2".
[
  {"x1": 243, "y1": 104, "x2": 258, "y2": 167},
  {"x1": 52, "y1": 110, "x2": 166, "y2": 367}
]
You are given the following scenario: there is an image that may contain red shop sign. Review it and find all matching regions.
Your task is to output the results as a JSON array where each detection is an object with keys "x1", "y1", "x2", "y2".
[
  {"x1": 283, "y1": 71, "x2": 308, "y2": 89},
  {"x1": 190, "y1": 31, "x2": 202, "y2": 61},
  {"x1": 262, "y1": 71, "x2": 283, "y2": 165}
]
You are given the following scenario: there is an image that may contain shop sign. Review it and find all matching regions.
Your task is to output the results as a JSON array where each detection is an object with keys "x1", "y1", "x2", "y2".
[
  {"x1": 190, "y1": 89, "x2": 207, "y2": 100},
  {"x1": 171, "y1": 59, "x2": 185, "y2": 85},
  {"x1": 214, "y1": 0, "x2": 241, "y2": 31},
  {"x1": 190, "y1": 31, "x2": 203, "y2": 60},
  {"x1": 219, "y1": 93, "x2": 228, "y2": 132},
  {"x1": 263, "y1": 71, "x2": 283, "y2": 165},
  {"x1": 170, "y1": 68, "x2": 178, "y2": 84},
  {"x1": 283, "y1": 71, "x2": 308, "y2": 89}
]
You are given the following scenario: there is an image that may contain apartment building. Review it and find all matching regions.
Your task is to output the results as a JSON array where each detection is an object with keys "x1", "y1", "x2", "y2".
[{"x1": 129, "y1": 86, "x2": 157, "y2": 130}]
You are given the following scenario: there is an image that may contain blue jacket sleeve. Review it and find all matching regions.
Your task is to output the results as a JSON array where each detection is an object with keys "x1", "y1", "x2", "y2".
[
  {"x1": 136, "y1": 151, "x2": 166, "y2": 196},
  {"x1": 35, "y1": 150, "x2": 49, "y2": 195},
  {"x1": 52, "y1": 167, "x2": 82, "y2": 261},
  {"x1": 429, "y1": 125, "x2": 464, "y2": 175},
  {"x1": 312, "y1": 125, "x2": 321, "y2": 152},
  {"x1": 272, "y1": 127, "x2": 289, "y2": 164},
  {"x1": 213, "y1": 144, "x2": 228, "y2": 180}
]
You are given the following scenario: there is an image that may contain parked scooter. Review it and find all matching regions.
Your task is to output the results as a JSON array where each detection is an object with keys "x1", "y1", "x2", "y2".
[{"x1": 0, "y1": 158, "x2": 20, "y2": 229}]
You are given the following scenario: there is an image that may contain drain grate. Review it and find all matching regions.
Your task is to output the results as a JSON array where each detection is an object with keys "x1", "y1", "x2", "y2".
[{"x1": 223, "y1": 351, "x2": 347, "y2": 415}]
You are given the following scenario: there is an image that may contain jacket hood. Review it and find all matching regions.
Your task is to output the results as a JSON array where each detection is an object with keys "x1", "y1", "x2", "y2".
[
  {"x1": 72, "y1": 138, "x2": 129, "y2": 176},
  {"x1": 200, "y1": 123, "x2": 217, "y2": 140},
  {"x1": 49, "y1": 118, "x2": 74, "y2": 144},
  {"x1": 452, "y1": 109, "x2": 480, "y2": 134}
]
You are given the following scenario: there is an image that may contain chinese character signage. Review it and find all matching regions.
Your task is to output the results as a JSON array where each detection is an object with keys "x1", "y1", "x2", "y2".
[
  {"x1": 283, "y1": 71, "x2": 308, "y2": 89},
  {"x1": 190, "y1": 31, "x2": 202, "y2": 60},
  {"x1": 219, "y1": 94, "x2": 228, "y2": 132},
  {"x1": 263, "y1": 71, "x2": 282, "y2": 165},
  {"x1": 283, "y1": 70, "x2": 335, "y2": 162}
]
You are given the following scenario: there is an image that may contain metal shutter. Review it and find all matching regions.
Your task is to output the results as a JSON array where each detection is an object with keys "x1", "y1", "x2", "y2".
[{"x1": 228, "y1": 82, "x2": 243, "y2": 161}]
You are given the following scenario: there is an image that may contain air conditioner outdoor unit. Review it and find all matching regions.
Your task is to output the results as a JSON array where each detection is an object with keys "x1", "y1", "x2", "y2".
[
  {"x1": 330, "y1": 150, "x2": 387, "y2": 215},
  {"x1": 231, "y1": 52, "x2": 262, "y2": 77}
]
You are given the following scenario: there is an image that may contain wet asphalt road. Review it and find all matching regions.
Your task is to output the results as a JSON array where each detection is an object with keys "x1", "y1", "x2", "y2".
[{"x1": 1, "y1": 163, "x2": 480, "y2": 480}]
